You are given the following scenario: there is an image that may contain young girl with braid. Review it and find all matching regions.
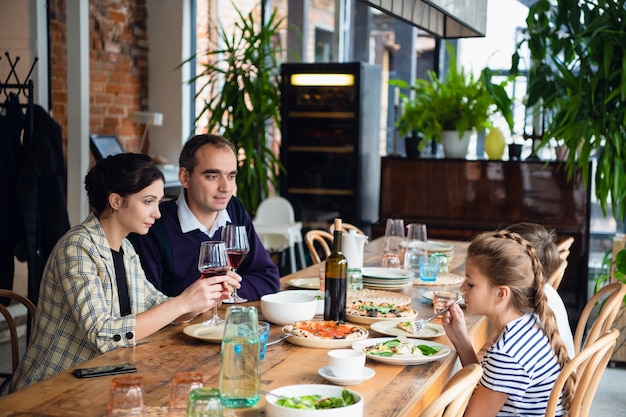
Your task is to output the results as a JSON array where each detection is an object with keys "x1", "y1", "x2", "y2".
[{"x1": 442, "y1": 230, "x2": 573, "y2": 417}]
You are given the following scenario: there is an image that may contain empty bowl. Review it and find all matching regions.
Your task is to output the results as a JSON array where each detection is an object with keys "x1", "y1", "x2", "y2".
[
  {"x1": 265, "y1": 384, "x2": 363, "y2": 417},
  {"x1": 260, "y1": 291, "x2": 317, "y2": 325}
]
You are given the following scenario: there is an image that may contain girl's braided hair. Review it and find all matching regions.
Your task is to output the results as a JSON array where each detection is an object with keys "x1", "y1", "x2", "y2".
[{"x1": 467, "y1": 230, "x2": 574, "y2": 409}]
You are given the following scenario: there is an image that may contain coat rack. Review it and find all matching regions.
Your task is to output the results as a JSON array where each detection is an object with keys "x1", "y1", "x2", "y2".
[{"x1": 0, "y1": 52, "x2": 38, "y2": 110}]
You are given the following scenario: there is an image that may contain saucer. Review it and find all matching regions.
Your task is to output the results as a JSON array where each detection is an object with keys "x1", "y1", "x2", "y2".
[{"x1": 317, "y1": 366, "x2": 375, "y2": 386}]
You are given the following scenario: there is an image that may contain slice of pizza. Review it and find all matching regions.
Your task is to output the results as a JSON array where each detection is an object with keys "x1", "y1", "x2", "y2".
[{"x1": 396, "y1": 321, "x2": 416, "y2": 335}]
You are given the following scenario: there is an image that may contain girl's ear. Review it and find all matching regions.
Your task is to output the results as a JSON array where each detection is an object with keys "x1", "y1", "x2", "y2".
[{"x1": 496, "y1": 285, "x2": 511, "y2": 303}]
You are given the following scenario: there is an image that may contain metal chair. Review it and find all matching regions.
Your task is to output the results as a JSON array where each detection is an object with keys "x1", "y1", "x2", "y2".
[
  {"x1": 419, "y1": 363, "x2": 482, "y2": 417},
  {"x1": 0, "y1": 289, "x2": 36, "y2": 394},
  {"x1": 574, "y1": 282, "x2": 626, "y2": 355},
  {"x1": 304, "y1": 230, "x2": 333, "y2": 264},
  {"x1": 253, "y1": 196, "x2": 307, "y2": 273},
  {"x1": 546, "y1": 329, "x2": 620, "y2": 417}
]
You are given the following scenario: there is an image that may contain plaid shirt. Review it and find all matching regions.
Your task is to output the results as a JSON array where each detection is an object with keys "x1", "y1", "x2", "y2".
[{"x1": 10, "y1": 213, "x2": 169, "y2": 392}]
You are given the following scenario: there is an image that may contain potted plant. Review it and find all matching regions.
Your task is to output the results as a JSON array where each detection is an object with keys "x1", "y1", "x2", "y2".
[
  {"x1": 190, "y1": 5, "x2": 285, "y2": 216},
  {"x1": 512, "y1": 0, "x2": 626, "y2": 220},
  {"x1": 391, "y1": 44, "x2": 513, "y2": 158}
]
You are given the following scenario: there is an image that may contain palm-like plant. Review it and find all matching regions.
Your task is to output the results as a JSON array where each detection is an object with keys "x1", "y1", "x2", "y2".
[
  {"x1": 512, "y1": 0, "x2": 626, "y2": 220},
  {"x1": 192, "y1": 6, "x2": 285, "y2": 216}
]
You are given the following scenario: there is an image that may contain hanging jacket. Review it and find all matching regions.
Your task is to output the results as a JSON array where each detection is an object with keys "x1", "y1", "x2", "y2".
[{"x1": 15, "y1": 104, "x2": 70, "y2": 306}]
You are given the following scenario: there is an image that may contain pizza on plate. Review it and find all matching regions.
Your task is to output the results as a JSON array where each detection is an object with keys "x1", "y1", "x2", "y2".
[
  {"x1": 396, "y1": 321, "x2": 416, "y2": 334},
  {"x1": 283, "y1": 320, "x2": 367, "y2": 340},
  {"x1": 347, "y1": 301, "x2": 415, "y2": 319}
]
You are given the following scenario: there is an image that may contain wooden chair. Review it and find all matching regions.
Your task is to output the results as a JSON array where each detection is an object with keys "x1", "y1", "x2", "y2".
[
  {"x1": 419, "y1": 363, "x2": 482, "y2": 417},
  {"x1": 0, "y1": 289, "x2": 37, "y2": 394},
  {"x1": 304, "y1": 230, "x2": 333, "y2": 264},
  {"x1": 573, "y1": 282, "x2": 626, "y2": 355},
  {"x1": 546, "y1": 328, "x2": 619, "y2": 417},
  {"x1": 557, "y1": 236, "x2": 574, "y2": 258},
  {"x1": 547, "y1": 258, "x2": 568, "y2": 290}
]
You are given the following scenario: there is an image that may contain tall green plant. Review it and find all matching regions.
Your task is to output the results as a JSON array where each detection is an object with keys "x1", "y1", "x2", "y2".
[
  {"x1": 192, "y1": 6, "x2": 285, "y2": 216},
  {"x1": 512, "y1": 0, "x2": 626, "y2": 220}
]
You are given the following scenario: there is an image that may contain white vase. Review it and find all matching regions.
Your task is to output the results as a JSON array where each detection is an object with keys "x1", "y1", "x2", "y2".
[{"x1": 441, "y1": 130, "x2": 472, "y2": 159}]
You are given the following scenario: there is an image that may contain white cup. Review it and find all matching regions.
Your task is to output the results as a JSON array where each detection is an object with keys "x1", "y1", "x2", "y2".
[{"x1": 327, "y1": 349, "x2": 366, "y2": 378}]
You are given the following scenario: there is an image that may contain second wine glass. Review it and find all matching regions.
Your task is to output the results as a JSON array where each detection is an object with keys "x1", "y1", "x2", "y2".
[
  {"x1": 198, "y1": 241, "x2": 230, "y2": 326},
  {"x1": 222, "y1": 224, "x2": 250, "y2": 303}
]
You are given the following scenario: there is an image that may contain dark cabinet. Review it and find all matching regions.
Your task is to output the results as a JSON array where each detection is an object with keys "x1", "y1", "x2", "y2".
[
  {"x1": 280, "y1": 62, "x2": 381, "y2": 230},
  {"x1": 373, "y1": 157, "x2": 591, "y2": 325}
]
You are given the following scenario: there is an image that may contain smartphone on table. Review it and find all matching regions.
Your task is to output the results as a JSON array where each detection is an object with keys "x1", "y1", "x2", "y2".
[{"x1": 72, "y1": 363, "x2": 137, "y2": 378}]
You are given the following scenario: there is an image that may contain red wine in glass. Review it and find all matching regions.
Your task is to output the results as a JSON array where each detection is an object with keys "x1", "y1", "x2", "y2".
[
  {"x1": 227, "y1": 250, "x2": 248, "y2": 270},
  {"x1": 198, "y1": 241, "x2": 229, "y2": 326},
  {"x1": 222, "y1": 225, "x2": 250, "y2": 303},
  {"x1": 201, "y1": 266, "x2": 231, "y2": 279}
]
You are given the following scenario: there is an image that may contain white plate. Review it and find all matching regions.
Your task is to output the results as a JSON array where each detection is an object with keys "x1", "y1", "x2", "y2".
[
  {"x1": 363, "y1": 282, "x2": 413, "y2": 290},
  {"x1": 318, "y1": 366, "x2": 375, "y2": 386},
  {"x1": 285, "y1": 290, "x2": 325, "y2": 315},
  {"x1": 182, "y1": 323, "x2": 224, "y2": 343},
  {"x1": 352, "y1": 337, "x2": 452, "y2": 365},
  {"x1": 284, "y1": 277, "x2": 320, "y2": 289},
  {"x1": 345, "y1": 309, "x2": 418, "y2": 325},
  {"x1": 281, "y1": 325, "x2": 369, "y2": 349},
  {"x1": 361, "y1": 267, "x2": 413, "y2": 279},
  {"x1": 369, "y1": 321, "x2": 445, "y2": 339}
]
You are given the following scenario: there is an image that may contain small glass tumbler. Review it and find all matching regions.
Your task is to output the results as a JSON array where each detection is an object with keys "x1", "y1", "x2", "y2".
[
  {"x1": 348, "y1": 268, "x2": 363, "y2": 291},
  {"x1": 418, "y1": 255, "x2": 439, "y2": 282},
  {"x1": 433, "y1": 290, "x2": 460, "y2": 315},
  {"x1": 169, "y1": 372, "x2": 204, "y2": 412},
  {"x1": 106, "y1": 375, "x2": 146, "y2": 417},
  {"x1": 258, "y1": 321, "x2": 271, "y2": 360},
  {"x1": 187, "y1": 387, "x2": 223, "y2": 417}
]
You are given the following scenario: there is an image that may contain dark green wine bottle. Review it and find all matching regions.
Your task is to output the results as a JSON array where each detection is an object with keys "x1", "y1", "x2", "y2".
[{"x1": 324, "y1": 218, "x2": 348, "y2": 322}]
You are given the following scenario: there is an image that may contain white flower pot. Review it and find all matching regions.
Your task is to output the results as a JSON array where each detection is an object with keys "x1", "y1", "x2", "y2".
[{"x1": 441, "y1": 130, "x2": 472, "y2": 159}]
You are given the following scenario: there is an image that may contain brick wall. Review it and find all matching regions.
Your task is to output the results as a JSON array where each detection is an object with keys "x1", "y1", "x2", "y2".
[{"x1": 49, "y1": 0, "x2": 148, "y2": 158}]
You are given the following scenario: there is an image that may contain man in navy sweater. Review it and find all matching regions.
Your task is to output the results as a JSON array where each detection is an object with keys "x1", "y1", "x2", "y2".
[{"x1": 129, "y1": 134, "x2": 280, "y2": 301}]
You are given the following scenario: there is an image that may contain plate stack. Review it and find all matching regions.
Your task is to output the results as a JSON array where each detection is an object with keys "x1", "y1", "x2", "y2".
[
  {"x1": 424, "y1": 240, "x2": 454, "y2": 263},
  {"x1": 361, "y1": 267, "x2": 413, "y2": 290}
]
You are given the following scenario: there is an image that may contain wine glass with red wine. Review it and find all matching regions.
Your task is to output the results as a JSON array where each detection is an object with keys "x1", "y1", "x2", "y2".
[
  {"x1": 221, "y1": 225, "x2": 250, "y2": 303},
  {"x1": 198, "y1": 241, "x2": 230, "y2": 326}
]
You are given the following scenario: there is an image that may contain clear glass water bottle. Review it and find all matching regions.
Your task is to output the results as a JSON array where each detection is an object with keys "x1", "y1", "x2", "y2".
[{"x1": 218, "y1": 306, "x2": 260, "y2": 408}]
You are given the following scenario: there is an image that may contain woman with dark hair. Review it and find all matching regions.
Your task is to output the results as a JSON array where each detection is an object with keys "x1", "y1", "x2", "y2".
[
  {"x1": 442, "y1": 230, "x2": 573, "y2": 416},
  {"x1": 10, "y1": 153, "x2": 239, "y2": 391}
]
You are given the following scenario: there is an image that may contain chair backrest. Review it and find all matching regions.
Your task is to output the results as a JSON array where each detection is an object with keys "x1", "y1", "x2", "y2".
[
  {"x1": 574, "y1": 282, "x2": 626, "y2": 354},
  {"x1": 546, "y1": 328, "x2": 619, "y2": 417},
  {"x1": 557, "y1": 237, "x2": 573, "y2": 262},
  {"x1": 305, "y1": 230, "x2": 333, "y2": 264},
  {"x1": 0, "y1": 289, "x2": 37, "y2": 393},
  {"x1": 547, "y1": 258, "x2": 568, "y2": 290},
  {"x1": 419, "y1": 363, "x2": 482, "y2": 417},
  {"x1": 253, "y1": 196, "x2": 296, "y2": 225}
]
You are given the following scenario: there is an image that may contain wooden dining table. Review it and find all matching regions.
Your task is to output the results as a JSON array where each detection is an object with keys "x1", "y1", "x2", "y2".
[{"x1": 0, "y1": 237, "x2": 487, "y2": 417}]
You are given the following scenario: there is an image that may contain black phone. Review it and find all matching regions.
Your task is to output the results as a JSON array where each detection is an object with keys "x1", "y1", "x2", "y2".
[{"x1": 72, "y1": 363, "x2": 137, "y2": 378}]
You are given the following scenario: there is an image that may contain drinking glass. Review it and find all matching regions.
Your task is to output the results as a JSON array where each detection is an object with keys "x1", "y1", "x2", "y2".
[
  {"x1": 258, "y1": 321, "x2": 271, "y2": 360},
  {"x1": 187, "y1": 387, "x2": 222, "y2": 417},
  {"x1": 198, "y1": 241, "x2": 230, "y2": 326},
  {"x1": 404, "y1": 223, "x2": 428, "y2": 277},
  {"x1": 433, "y1": 290, "x2": 460, "y2": 315},
  {"x1": 169, "y1": 372, "x2": 204, "y2": 412},
  {"x1": 106, "y1": 375, "x2": 146, "y2": 417},
  {"x1": 382, "y1": 218, "x2": 404, "y2": 268},
  {"x1": 222, "y1": 224, "x2": 250, "y2": 303}
]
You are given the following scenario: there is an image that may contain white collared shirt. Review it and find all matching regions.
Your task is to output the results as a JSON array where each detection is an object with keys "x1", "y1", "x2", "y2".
[{"x1": 176, "y1": 190, "x2": 231, "y2": 238}]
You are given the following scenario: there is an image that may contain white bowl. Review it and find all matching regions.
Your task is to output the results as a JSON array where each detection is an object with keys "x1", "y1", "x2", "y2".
[
  {"x1": 283, "y1": 290, "x2": 324, "y2": 315},
  {"x1": 260, "y1": 292, "x2": 317, "y2": 325},
  {"x1": 265, "y1": 384, "x2": 363, "y2": 417}
]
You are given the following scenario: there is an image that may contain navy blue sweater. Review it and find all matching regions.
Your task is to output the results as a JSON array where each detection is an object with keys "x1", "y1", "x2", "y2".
[{"x1": 129, "y1": 197, "x2": 280, "y2": 301}]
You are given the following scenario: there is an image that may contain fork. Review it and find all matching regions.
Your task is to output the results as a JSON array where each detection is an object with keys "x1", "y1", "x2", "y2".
[{"x1": 411, "y1": 298, "x2": 462, "y2": 333}]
